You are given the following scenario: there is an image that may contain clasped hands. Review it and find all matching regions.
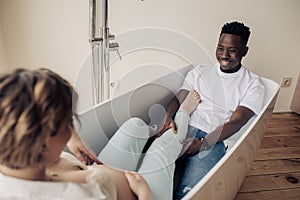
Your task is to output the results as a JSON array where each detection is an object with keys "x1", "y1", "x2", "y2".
[{"x1": 156, "y1": 115, "x2": 203, "y2": 158}]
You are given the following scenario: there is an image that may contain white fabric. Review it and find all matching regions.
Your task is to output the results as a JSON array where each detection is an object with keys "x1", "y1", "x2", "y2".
[
  {"x1": 0, "y1": 153, "x2": 117, "y2": 200},
  {"x1": 180, "y1": 63, "x2": 265, "y2": 133},
  {"x1": 98, "y1": 117, "x2": 151, "y2": 171},
  {"x1": 138, "y1": 110, "x2": 190, "y2": 200},
  {"x1": 99, "y1": 111, "x2": 190, "y2": 200}
]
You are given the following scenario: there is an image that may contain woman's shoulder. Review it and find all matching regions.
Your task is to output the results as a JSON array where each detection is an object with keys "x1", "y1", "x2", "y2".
[
  {"x1": 48, "y1": 152, "x2": 117, "y2": 199},
  {"x1": 0, "y1": 172, "x2": 104, "y2": 200}
]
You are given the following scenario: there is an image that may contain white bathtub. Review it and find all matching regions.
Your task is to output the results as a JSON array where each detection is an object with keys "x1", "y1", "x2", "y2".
[{"x1": 76, "y1": 65, "x2": 279, "y2": 200}]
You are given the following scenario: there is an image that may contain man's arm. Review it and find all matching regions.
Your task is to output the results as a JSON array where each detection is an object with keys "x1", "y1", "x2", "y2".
[
  {"x1": 205, "y1": 106, "x2": 255, "y2": 146},
  {"x1": 156, "y1": 89, "x2": 189, "y2": 137},
  {"x1": 166, "y1": 89, "x2": 189, "y2": 118},
  {"x1": 182, "y1": 106, "x2": 255, "y2": 157}
]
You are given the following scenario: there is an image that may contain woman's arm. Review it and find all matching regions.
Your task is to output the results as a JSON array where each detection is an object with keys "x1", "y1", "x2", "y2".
[
  {"x1": 67, "y1": 131, "x2": 102, "y2": 165},
  {"x1": 124, "y1": 171, "x2": 153, "y2": 200},
  {"x1": 92, "y1": 165, "x2": 139, "y2": 200},
  {"x1": 47, "y1": 153, "x2": 152, "y2": 200}
]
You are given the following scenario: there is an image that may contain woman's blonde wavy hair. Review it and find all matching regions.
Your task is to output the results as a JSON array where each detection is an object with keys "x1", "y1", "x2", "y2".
[{"x1": 0, "y1": 68, "x2": 78, "y2": 169}]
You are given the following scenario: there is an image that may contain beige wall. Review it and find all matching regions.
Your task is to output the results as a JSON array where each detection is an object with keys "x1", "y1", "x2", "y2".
[
  {"x1": 0, "y1": 0, "x2": 299, "y2": 112},
  {"x1": 0, "y1": 0, "x2": 90, "y2": 81},
  {"x1": 0, "y1": 22, "x2": 8, "y2": 73}
]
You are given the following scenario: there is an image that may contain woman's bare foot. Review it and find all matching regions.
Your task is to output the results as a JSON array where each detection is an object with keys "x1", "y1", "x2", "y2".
[{"x1": 179, "y1": 90, "x2": 200, "y2": 116}]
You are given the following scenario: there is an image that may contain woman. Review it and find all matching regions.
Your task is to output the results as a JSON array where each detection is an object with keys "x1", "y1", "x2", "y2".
[{"x1": 0, "y1": 68, "x2": 200, "y2": 200}]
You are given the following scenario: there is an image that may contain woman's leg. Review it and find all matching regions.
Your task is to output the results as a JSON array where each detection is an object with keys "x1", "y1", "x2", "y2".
[
  {"x1": 138, "y1": 90, "x2": 200, "y2": 200},
  {"x1": 138, "y1": 110, "x2": 190, "y2": 200},
  {"x1": 98, "y1": 117, "x2": 152, "y2": 171}
]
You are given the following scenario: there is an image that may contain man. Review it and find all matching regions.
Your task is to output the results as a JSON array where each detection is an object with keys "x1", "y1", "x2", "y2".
[{"x1": 157, "y1": 21, "x2": 265, "y2": 199}]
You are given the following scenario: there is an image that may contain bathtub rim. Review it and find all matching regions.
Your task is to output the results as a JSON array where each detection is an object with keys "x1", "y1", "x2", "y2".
[{"x1": 76, "y1": 65, "x2": 192, "y2": 116}]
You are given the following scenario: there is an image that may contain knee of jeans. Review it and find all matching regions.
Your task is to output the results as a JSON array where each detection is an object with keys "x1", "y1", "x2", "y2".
[{"x1": 121, "y1": 117, "x2": 149, "y2": 138}]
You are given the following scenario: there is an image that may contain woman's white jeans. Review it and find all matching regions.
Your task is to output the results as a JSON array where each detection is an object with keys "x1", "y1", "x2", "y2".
[{"x1": 99, "y1": 110, "x2": 190, "y2": 200}]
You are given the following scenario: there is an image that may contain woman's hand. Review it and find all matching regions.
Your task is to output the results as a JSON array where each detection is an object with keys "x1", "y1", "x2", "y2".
[
  {"x1": 124, "y1": 171, "x2": 153, "y2": 200},
  {"x1": 67, "y1": 131, "x2": 102, "y2": 165}
]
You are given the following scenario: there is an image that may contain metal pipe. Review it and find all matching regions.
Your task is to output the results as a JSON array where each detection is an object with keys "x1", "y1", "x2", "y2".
[
  {"x1": 89, "y1": 0, "x2": 119, "y2": 104},
  {"x1": 102, "y1": 0, "x2": 108, "y2": 28},
  {"x1": 89, "y1": 0, "x2": 96, "y2": 42},
  {"x1": 101, "y1": 0, "x2": 110, "y2": 101},
  {"x1": 89, "y1": 0, "x2": 101, "y2": 104},
  {"x1": 89, "y1": 0, "x2": 108, "y2": 104}
]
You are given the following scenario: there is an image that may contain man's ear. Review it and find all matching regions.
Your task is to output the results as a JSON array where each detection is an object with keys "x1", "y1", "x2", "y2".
[{"x1": 242, "y1": 46, "x2": 249, "y2": 57}]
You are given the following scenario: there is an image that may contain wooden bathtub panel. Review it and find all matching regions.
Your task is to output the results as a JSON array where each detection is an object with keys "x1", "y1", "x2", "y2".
[
  {"x1": 190, "y1": 181, "x2": 213, "y2": 200},
  {"x1": 206, "y1": 169, "x2": 227, "y2": 200},
  {"x1": 188, "y1": 93, "x2": 278, "y2": 200},
  {"x1": 190, "y1": 137, "x2": 258, "y2": 200},
  {"x1": 190, "y1": 124, "x2": 265, "y2": 200}
]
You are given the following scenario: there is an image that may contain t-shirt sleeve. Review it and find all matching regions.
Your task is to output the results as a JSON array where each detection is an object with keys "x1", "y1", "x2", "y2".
[
  {"x1": 179, "y1": 68, "x2": 196, "y2": 91},
  {"x1": 240, "y1": 77, "x2": 265, "y2": 115}
]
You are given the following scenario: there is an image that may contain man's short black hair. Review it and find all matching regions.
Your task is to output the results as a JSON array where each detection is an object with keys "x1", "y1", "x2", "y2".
[{"x1": 220, "y1": 21, "x2": 251, "y2": 45}]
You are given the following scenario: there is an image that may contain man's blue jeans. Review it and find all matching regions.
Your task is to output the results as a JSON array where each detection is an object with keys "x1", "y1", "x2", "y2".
[{"x1": 174, "y1": 126, "x2": 226, "y2": 199}]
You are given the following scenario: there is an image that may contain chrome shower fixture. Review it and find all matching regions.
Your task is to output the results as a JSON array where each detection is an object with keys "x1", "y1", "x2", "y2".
[{"x1": 89, "y1": 0, "x2": 120, "y2": 104}]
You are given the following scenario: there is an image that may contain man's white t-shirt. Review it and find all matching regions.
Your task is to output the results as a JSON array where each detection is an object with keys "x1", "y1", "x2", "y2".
[{"x1": 180, "y1": 63, "x2": 265, "y2": 133}]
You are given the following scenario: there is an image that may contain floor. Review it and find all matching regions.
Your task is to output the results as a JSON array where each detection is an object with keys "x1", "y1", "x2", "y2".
[{"x1": 235, "y1": 112, "x2": 300, "y2": 200}]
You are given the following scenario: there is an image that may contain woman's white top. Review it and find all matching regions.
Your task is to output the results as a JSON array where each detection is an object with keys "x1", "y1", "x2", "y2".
[{"x1": 0, "y1": 152, "x2": 117, "y2": 200}]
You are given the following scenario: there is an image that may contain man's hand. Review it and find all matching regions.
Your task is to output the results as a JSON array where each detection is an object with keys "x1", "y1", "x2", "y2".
[
  {"x1": 180, "y1": 138, "x2": 202, "y2": 158},
  {"x1": 155, "y1": 115, "x2": 177, "y2": 138},
  {"x1": 67, "y1": 131, "x2": 102, "y2": 165},
  {"x1": 154, "y1": 89, "x2": 189, "y2": 138}
]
